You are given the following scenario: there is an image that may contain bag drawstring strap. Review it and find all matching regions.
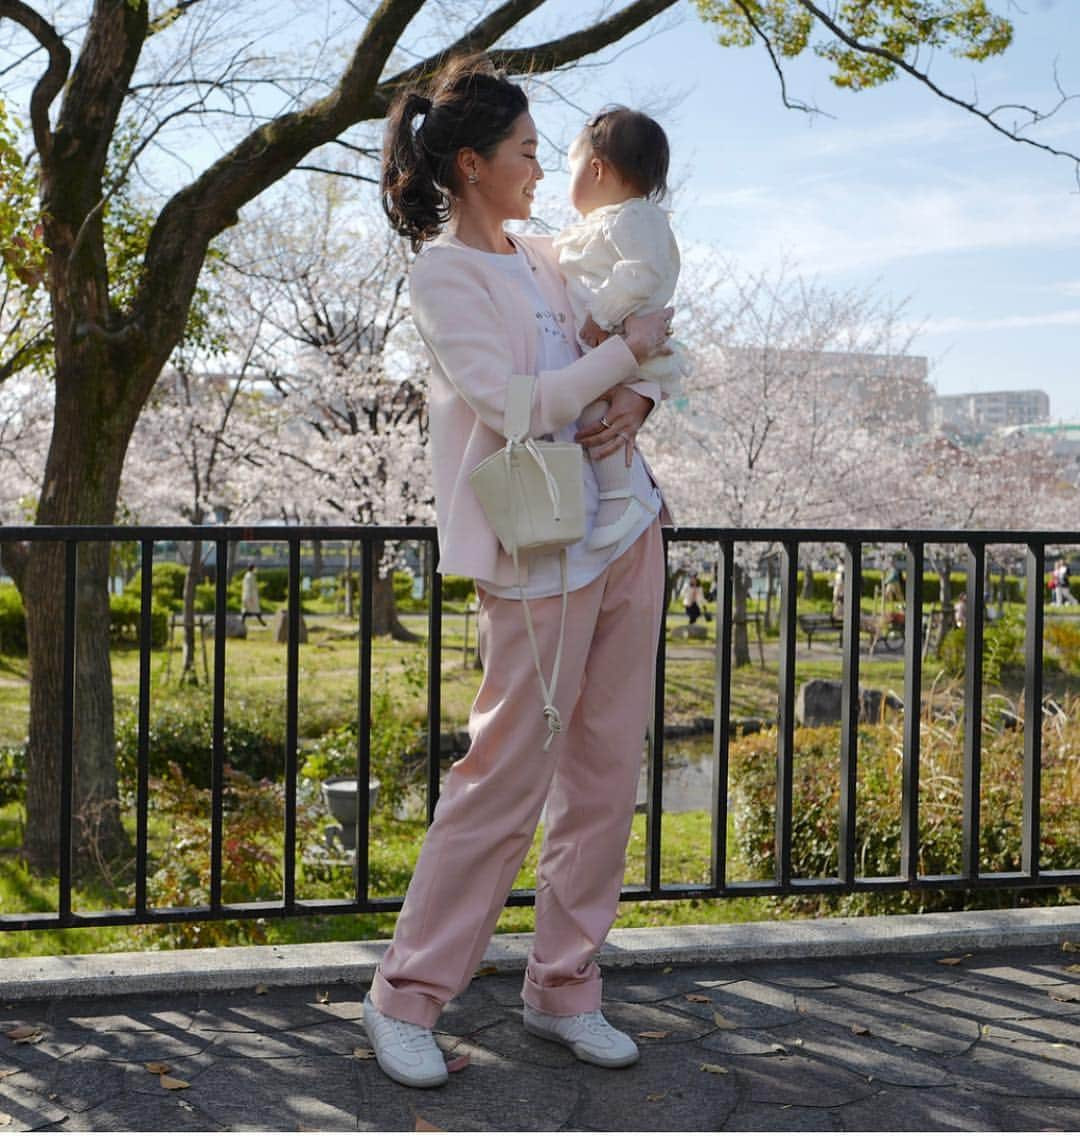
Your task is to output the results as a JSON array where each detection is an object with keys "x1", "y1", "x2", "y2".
[
  {"x1": 511, "y1": 541, "x2": 569, "y2": 752},
  {"x1": 504, "y1": 437, "x2": 563, "y2": 521}
]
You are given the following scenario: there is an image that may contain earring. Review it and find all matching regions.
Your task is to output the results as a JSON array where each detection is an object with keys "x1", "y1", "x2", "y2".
[{"x1": 467, "y1": 173, "x2": 479, "y2": 184}]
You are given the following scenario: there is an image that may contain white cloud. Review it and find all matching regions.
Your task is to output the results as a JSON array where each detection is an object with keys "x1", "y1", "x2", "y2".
[
  {"x1": 917, "y1": 309, "x2": 1080, "y2": 335},
  {"x1": 682, "y1": 179, "x2": 1080, "y2": 276}
]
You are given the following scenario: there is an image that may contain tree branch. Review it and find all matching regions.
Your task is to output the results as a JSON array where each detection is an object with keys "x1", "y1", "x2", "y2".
[
  {"x1": 148, "y1": 0, "x2": 209, "y2": 36},
  {"x1": 0, "y1": 0, "x2": 71, "y2": 160},
  {"x1": 796, "y1": 0, "x2": 1080, "y2": 176},
  {"x1": 731, "y1": 0, "x2": 826, "y2": 117},
  {"x1": 135, "y1": 0, "x2": 680, "y2": 351}
]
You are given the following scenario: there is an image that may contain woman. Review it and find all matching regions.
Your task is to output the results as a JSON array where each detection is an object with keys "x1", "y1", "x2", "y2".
[{"x1": 363, "y1": 56, "x2": 672, "y2": 1089}]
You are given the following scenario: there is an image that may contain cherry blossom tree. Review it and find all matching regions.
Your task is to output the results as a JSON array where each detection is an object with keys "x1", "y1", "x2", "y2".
[{"x1": 647, "y1": 258, "x2": 922, "y2": 662}]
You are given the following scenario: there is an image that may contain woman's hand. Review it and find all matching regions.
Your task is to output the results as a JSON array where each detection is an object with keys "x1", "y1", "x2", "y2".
[
  {"x1": 576, "y1": 386, "x2": 653, "y2": 466},
  {"x1": 579, "y1": 314, "x2": 609, "y2": 348},
  {"x1": 622, "y1": 307, "x2": 674, "y2": 364}
]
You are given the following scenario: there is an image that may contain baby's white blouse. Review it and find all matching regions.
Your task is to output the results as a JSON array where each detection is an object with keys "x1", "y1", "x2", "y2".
[{"x1": 553, "y1": 197, "x2": 686, "y2": 396}]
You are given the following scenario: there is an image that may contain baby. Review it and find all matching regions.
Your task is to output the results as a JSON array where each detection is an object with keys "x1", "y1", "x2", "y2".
[{"x1": 554, "y1": 107, "x2": 687, "y2": 549}]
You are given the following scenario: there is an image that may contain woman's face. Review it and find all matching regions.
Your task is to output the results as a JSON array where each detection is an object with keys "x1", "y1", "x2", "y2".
[{"x1": 463, "y1": 112, "x2": 543, "y2": 222}]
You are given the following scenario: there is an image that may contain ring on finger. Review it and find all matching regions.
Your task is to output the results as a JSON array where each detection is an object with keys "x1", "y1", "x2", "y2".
[{"x1": 600, "y1": 415, "x2": 612, "y2": 428}]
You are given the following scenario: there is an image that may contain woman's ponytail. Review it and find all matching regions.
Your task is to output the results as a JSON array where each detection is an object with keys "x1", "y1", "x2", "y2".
[
  {"x1": 381, "y1": 56, "x2": 529, "y2": 252},
  {"x1": 382, "y1": 91, "x2": 446, "y2": 253}
]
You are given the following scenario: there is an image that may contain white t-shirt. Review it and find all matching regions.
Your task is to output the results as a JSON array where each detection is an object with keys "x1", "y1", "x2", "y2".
[{"x1": 470, "y1": 243, "x2": 661, "y2": 600}]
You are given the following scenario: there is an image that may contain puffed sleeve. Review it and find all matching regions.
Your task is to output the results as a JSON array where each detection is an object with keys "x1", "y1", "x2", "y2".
[
  {"x1": 410, "y1": 247, "x2": 639, "y2": 438},
  {"x1": 588, "y1": 202, "x2": 672, "y2": 332}
]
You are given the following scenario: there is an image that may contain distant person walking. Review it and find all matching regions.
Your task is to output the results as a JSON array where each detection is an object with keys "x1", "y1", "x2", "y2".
[
  {"x1": 241, "y1": 565, "x2": 266, "y2": 625},
  {"x1": 681, "y1": 574, "x2": 706, "y2": 624},
  {"x1": 1055, "y1": 560, "x2": 1078, "y2": 606}
]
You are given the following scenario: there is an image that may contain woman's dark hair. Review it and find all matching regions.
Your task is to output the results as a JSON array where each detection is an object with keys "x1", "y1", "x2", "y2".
[
  {"x1": 583, "y1": 106, "x2": 669, "y2": 201},
  {"x1": 382, "y1": 55, "x2": 529, "y2": 251}
]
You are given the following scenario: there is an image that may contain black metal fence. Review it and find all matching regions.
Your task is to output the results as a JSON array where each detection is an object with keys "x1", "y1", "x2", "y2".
[{"x1": 0, "y1": 524, "x2": 1077, "y2": 933}]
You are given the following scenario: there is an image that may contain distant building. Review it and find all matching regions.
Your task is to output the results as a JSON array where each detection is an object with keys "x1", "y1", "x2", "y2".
[
  {"x1": 933, "y1": 389, "x2": 1050, "y2": 435},
  {"x1": 721, "y1": 347, "x2": 932, "y2": 429},
  {"x1": 1002, "y1": 421, "x2": 1080, "y2": 483}
]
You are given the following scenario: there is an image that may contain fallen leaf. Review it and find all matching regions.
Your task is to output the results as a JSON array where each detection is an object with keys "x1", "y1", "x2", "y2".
[
  {"x1": 936, "y1": 956, "x2": 970, "y2": 966},
  {"x1": 713, "y1": 1013, "x2": 737, "y2": 1030},
  {"x1": 699, "y1": 1062, "x2": 728, "y2": 1075},
  {"x1": 0, "y1": 1112, "x2": 11, "y2": 1127},
  {"x1": 661, "y1": 966, "x2": 672, "y2": 974},
  {"x1": 317, "y1": 991, "x2": 329, "y2": 1005},
  {"x1": 851, "y1": 1024, "x2": 871, "y2": 1036},
  {"x1": 353, "y1": 1047, "x2": 375, "y2": 1060},
  {"x1": 646, "y1": 1092, "x2": 667, "y2": 1103},
  {"x1": 1062, "y1": 941, "x2": 1080, "y2": 953},
  {"x1": 445, "y1": 1054, "x2": 470, "y2": 1073},
  {"x1": 1065, "y1": 964, "x2": 1080, "y2": 974},
  {"x1": 1051, "y1": 991, "x2": 1080, "y2": 1004},
  {"x1": 637, "y1": 1030, "x2": 670, "y2": 1040},
  {"x1": 5, "y1": 1025, "x2": 40, "y2": 1042},
  {"x1": 414, "y1": 1115, "x2": 442, "y2": 1131},
  {"x1": 685, "y1": 993, "x2": 711, "y2": 1004},
  {"x1": 254, "y1": 983, "x2": 268, "y2": 996},
  {"x1": 474, "y1": 965, "x2": 497, "y2": 977},
  {"x1": 144, "y1": 1062, "x2": 172, "y2": 1075},
  {"x1": 160, "y1": 1074, "x2": 190, "y2": 1090},
  {"x1": 0, "y1": 1067, "x2": 18, "y2": 1079}
]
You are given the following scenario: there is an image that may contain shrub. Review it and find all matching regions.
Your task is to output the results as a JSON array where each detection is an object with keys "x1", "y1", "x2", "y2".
[
  {"x1": 729, "y1": 717, "x2": 1079, "y2": 917},
  {"x1": 0, "y1": 586, "x2": 27, "y2": 655},
  {"x1": 115, "y1": 693, "x2": 288, "y2": 791},
  {"x1": 939, "y1": 611, "x2": 1025, "y2": 683},
  {"x1": 1045, "y1": 621, "x2": 1080, "y2": 673},
  {"x1": 109, "y1": 593, "x2": 169, "y2": 649},
  {"x1": 124, "y1": 562, "x2": 188, "y2": 612},
  {"x1": 0, "y1": 745, "x2": 25, "y2": 808},
  {"x1": 133, "y1": 762, "x2": 322, "y2": 948},
  {"x1": 300, "y1": 656, "x2": 425, "y2": 815}
]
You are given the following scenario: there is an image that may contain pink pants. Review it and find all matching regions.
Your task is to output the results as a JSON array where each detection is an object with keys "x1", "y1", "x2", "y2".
[{"x1": 369, "y1": 521, "x2": 665, "y2": 1028}]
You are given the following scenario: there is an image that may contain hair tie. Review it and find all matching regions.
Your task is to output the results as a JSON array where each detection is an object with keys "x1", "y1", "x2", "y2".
[{"x1": 411, "y1": 93, "x2": 433, "y2": 131}]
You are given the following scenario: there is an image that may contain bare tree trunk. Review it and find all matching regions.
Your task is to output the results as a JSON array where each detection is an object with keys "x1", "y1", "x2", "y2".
[
  {"x1": 370, "y1": 539, "x2": 418, "y2": 641},
  {"x1": 180, "y1": 538, "x2": 203, "y2": 685},
  {"x1": 733, "y1": 564, "x2": 751, "y2": 668},
  {"x1": 21, "y1": 370, "x2": 133, "y2": 871},
  {"x1": 764, "y1": 557, "x2": 776, "y2": 635},
  {"x1": 802, "y1": 557, "x2": 815, "y2": 600}
]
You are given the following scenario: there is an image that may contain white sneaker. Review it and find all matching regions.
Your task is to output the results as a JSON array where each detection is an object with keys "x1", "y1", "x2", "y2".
[
  {"x1": 522, "y1": 1005, "x2": 640, "y2": 1068},
  {"x1": 362, "y1": 993, "x2": 448, "y2": 1088}
]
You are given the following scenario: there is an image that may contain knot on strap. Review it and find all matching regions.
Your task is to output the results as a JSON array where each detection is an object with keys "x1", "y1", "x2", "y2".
[{"x1": 541, "y1": 703, "x2": 563, "y2": 752}]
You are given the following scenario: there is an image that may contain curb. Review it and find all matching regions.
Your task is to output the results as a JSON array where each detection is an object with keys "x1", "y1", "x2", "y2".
[{"x1": 2, "y1": 906, "x2": 1077, "y2": 1002}]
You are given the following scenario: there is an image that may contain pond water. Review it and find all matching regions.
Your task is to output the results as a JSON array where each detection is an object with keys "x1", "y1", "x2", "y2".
[{"x1": 635, "y1": 734, "x2": 720, "y2": 814}]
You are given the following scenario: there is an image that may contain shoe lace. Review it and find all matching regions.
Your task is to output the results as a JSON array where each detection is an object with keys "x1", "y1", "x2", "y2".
[{"x1": 391, "y1": 1017, "x2": 437, "y2": 1053}]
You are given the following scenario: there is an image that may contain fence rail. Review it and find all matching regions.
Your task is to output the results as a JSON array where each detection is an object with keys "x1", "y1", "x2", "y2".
[{"x1": 1, "y1": 523, "x2": 1078, "y2": 934}]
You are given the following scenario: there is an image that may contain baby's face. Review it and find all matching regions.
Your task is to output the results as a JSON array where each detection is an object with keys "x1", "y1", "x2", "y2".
[{"x1": 568, "y1": 134, "x2": 605, "y2": 216}]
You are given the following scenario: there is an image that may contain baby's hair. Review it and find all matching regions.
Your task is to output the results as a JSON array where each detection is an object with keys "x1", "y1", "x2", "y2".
[{"x1": 582, "y1": 106, "x2": 669, "y2": 201}]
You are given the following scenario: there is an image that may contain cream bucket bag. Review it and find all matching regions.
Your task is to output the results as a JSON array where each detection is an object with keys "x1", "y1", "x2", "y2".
[{"x1": 469, "y1": 373, "x2": 585, "y2": 749}]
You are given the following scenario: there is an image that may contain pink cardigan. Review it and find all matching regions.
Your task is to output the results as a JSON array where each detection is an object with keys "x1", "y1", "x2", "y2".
[{"x1": 410, "y1": 230, "x2": 665, "y2": 585}]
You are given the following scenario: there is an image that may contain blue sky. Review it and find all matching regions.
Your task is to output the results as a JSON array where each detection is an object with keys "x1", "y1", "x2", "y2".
[
  {"x1": 127, "y1": 1, "x2": 1078, "y2": 419},
  {"x1": 517, "y1": 0, "x2": 1080, "y2": 420}
]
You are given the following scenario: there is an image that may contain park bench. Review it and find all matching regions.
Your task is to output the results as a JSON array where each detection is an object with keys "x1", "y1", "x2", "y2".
[
  {"x1": 797, "y1": 611, "x2": 905, "y2": 653},
  {"x1": 797, "y1": 612, "x2": 843, "y2": 648}
]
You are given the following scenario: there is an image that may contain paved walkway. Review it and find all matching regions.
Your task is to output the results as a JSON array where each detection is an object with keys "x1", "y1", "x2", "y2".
[{"x1": 1, "y1": 916, "x2": 1078, "y2": 1131}]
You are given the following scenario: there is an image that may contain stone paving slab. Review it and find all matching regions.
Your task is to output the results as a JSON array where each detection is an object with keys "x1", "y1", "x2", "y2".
[{"x1": 0, "y1": 942, "x2": 1078, "y2": 1130}]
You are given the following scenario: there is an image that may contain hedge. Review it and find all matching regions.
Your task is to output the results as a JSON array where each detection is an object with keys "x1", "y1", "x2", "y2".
[
  {"x1": 0, "y1": 586, "x2": 28, "y2": 654},
  {"x1": 115, "y1": 693, "x2": 288, "y2": 790},
  {"x1": 0, "y1": 587, "x2": 167, "y2": 654},
  {"x1": 728, "y1": 721, "x2": 1079, "y2": 916}
]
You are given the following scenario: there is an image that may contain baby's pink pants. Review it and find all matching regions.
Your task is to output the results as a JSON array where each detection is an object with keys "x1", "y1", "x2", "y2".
[{"x1": 369, "y1": 521, "x2": 665, "y2": 1028}]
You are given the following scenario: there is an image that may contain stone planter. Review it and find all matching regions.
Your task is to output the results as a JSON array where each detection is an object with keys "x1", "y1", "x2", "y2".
[{"x1": 320, "y1": 776, "x2": 380, "y2": 855}]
